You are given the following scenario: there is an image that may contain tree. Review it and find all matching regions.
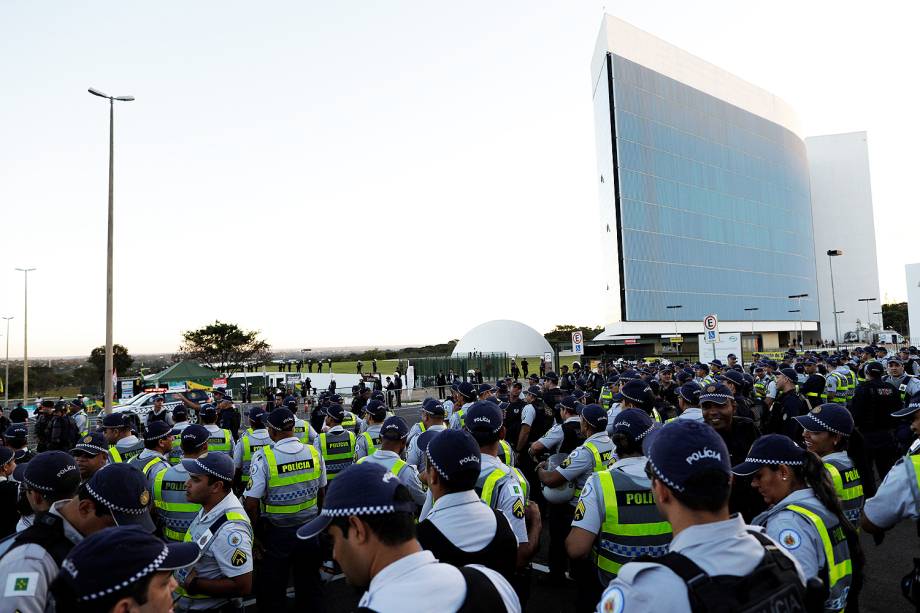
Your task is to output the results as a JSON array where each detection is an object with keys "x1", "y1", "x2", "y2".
[
  {"x1": 178, "y1": 321, "x2": 271, "y2": 376},
  {"x1": 88, "y1": 345, "x2": 134, "y2": 384},
  {"x1": 544, "y1": 324, "x2": 605, "y2": 345},
  {"x1": 882, "y1": 302, "x2": 909, "y2": 337}
]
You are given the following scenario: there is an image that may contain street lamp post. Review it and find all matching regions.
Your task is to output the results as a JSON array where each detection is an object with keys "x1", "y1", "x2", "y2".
[
  {"x1": 744, "y1": 307, "x2": 759, "y2": 356},
  {"x1": 788, "y1": 294, "x2": 809, "y2": 349},
  {"x1": 827, "y1": 250, "x2": 843, "y2": 346},
  {"x1": 89, "y1": 88, "x2": 134, "y2": 413},
  {"x1": 666, "y1": 305, "x2": 682, "y2": 352},
  {"x1": 858, "y1": 297, "x2": 877, "y2": 343},
  {"x1": 873, "y1": 311, "x2": 883, "y2": 332},
  {"x1": 14, "y1": 268, "x2": 35, "y2": 407},
  {"x1": 2, "y1": 316, "x2": 11, "y2": 409}
]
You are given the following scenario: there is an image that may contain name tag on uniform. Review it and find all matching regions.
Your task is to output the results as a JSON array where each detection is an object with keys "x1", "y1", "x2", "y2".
[{"x1": 195, "y1": 528, "x2": 215, "y2": 549}]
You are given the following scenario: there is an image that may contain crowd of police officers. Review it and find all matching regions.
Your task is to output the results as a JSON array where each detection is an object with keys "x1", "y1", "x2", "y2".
[{"x1": 2, "y1": 344, "x2": 920, "y2": 611}]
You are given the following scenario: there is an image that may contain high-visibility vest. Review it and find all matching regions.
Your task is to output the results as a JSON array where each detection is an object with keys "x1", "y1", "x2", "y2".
[
  {"x1": 293, "y1": 420, "x2": 312, "y2": 444},
  {"x1": 599, "y1": 388, "x2": 614, "y2": 410},
  {"x1": 261, "y1": 444, "x2": 322, "y2": 518},
  {"x1": 785, "y1": 502, "x2": 853, "y2": 612},
  {"x1": 206, "y1": 429, "x2": 233, "y2": 454},
  {"x1": 341, "y1": 412, "x2": 357, "y2": 431},
  {"x1": 356, "y1": 455, "x2": 408, "y2": 477},
  {"x1": 240, "y1": 431, "x2": 271, "y2": 483},
  {"x1": 175, "y1": 510, "x2": 251, "y2": 601},
  {"x1": 108, "y1": 441, "x2": 143, "y2": 464},
  {"x1": 359, "y1": 431, "x2": 381, "y2": 458},
  {"x1": 153, "y1": 467, "x2": 201, "y2": 542},
  {"x1": 477, "y1": 463, "x2": 529, "y2": 507},
  {"x1": 498, "y1": 440, "x2": 514, "y2": 465},
  {"x1": 593, "y1": 469, "x2": 672, "y2": 579},
  {"x1": 824, "y1": 458, "x2": 864, "y2": 525},
  {"x1": 319, "y1": 430, "x2": 356, "y2": 480},
  {"x1": 574, "y1": 441, "x2": 613, "y2": 498},
  {"x1": 828, "y1": 373, "x2": 848, "y2": 403}
]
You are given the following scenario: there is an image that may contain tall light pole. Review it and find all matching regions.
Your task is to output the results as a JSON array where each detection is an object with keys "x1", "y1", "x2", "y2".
[
  {"x1": 858, "y1": 297, "x2": 877, "y2": 343},
  {"x1": 14, "y1": 268, "x2": 35, "y2": 407},
  {"x1": 666, "y1": 305, "x2": 682, "y2": 351},
  {"x1": 788, "y1": 294, "x2": 809, "y2": 349},
  {"x1": 744, "y1": 307, "x2": 759, "y2": 356},
  {"x1": 2, "y1": 316, "x2": 11, "y2": 409},
  {"x1": 89, "y1": 88, "x2": 134, "y2": 413},
  {"x1": 827, "y1": 250, "x2": 843, "y2": 346},
  {"x1": 873, "y1": 311, "x2": 883, "y2": 332}
]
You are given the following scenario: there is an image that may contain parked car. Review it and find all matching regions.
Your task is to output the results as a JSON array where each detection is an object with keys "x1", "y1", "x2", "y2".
[{"x1": 112, "y1": 390, "x2": 210, "y2": 423}]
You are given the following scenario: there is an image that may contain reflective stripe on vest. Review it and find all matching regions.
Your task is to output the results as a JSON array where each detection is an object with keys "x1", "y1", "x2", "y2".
[
  {"x1": 341, "y1": 414, "x2": 356, "y2": 429},
  {"x1": 356, "y1": 456, "x2": 407, "y2": 477},
  {"x1": 498, "y1": 440, "x2": 513, "y2": 465},
  {"x1": 829, "y1": 373, "x2": 848, "y2": 403},
  {"x1": 109, "y1": 446, "x2": 123, "y2": 463},
  {"x1": 593, "y1": 470, "x2": 672, "y2": 576},
  {"x1": 417, "y1": 422, "x2": 427, "y2": 434},
  {"x1": 319, "y1": 430, "x2": 356, "y2": 480},
  {"x1": 176, "y1": 511, "x2": 251, "y2": 598},
  {"x1": 824, "y1": 460, "x2": 864, "y2": 524},
  {"x1": 574, "y1": 442, "x2": 613, "y2": 498},
  {"x1": 262, "y1": 445, "x2": 321, "y2": 515},
  {"x1": 651, "y1": 408, "x2": 662, "y2": 424},
  {"x1": 241, "y1": 433, "x2": 270, "y2": 483},
  {"x1": 786, "y1": 503, "x2": 852, "y2": 609},
  {"x1": 207, "y1": 429, "x2": 233, "y2": 453},
  {"x1": 294, "y1": 421, "x2": 311, "y2": 444},
  {"x1": 153, "y1": 469, "x2": 201, "y2": 542},
  {"x1": 456, "y1": 409, "x2": 465, "y2": 428},
  {"x1": 479, "y1": 467, "x2": 508, "y2": 507},
  {"x1": 361, "y1": 432, "x2": 380, "y2": 456},
  {"x1": 142, "y1": 457, "x2": 164, "y2": 477}
]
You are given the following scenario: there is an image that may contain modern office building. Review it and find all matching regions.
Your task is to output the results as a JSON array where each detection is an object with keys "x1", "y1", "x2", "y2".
[
  {"x1": 907, "y1": 264, "x2": 920, "y2": 347},
  {"x1": 590, "y1": 15, "x2": 877, "y2": 354}
]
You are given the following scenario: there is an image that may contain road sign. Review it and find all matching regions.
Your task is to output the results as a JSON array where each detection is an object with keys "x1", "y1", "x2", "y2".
[
  {"x1": 669, "y1": 336, "x2": 684, "y2": 344},
  {"x1": 543, "y1": 351, "x2": 553, "y2": 370},
  {"x1": 571, "y1": 330, "x2": 584, "y2": 355},
  {"x1": 703, "y1": 313, "x2": 720, "y2": 344}
]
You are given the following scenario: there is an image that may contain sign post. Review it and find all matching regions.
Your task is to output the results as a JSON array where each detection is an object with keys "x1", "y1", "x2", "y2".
[
  {"x1": 571, "y1": 330, "x2": 584, "y2": 355},
  {"x1": 703, "y1": 313, "x2": 720, "y2": 361}
]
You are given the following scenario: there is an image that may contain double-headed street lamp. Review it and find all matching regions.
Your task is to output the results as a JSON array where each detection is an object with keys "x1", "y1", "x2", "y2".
[
  {"x1": 14, "y1": 268, "x2": 35, "y2": 407},
  {"x1": 827, "y1": 250, "x2": 843, "y2": 345},
  {"x1": 89, "y1": 88, "x2": 134, "y2": 413},
  {"x1": 788, "y1": 294, "x2": 809, "y2": 349},
  {"x1": 858, "y1": 297, "x2": 877, "y2": 342}
]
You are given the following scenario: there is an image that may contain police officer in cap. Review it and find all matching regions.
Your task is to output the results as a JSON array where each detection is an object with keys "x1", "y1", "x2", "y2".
[
  {"x1": 168, "y1": 405, "x2": 193, "y2": 464},
  {"x1": 152, "y1": 424, "x2": 208, "y2": 543},
  {"x1": 407, "y1": 399, "x2": 448, "y2": 474},
  {"x1": 529, "y1": 395, "x2": 582, "y2": 456},
  {"x1": 417, "y1": 429, "x2": 519, "y2": 579},
  {"x1": 245, "y1": 407, "x2": 326, "y2": 612},
  {"x1": 70, "y1": 432, "x2": 108, "y2": 482},
  {"x1": 0, "y1": 448, "x2": 17, "y2": 537},
  {"x1": 128, "y1": 420, "x2": 174, "y2": 488},
  {"x1": 199, "y1": 404, "x2": 234, "y2": 455},
  {"x1": 851, "y1": 360, "x2": 903, "y2": 481},
  {"x1": 356, "y1": 415, "x2": 426, "y2": 506},
  {"x1": 567, "y1": 409, "x2": 670, "y2": 610},
  {"x1": 355, "y1": 399, "x2": 388, "y2": 460},
  {"x1": 4, "y1": 423, "x2": 33, "y2": 464},
  {"x1": 12, "y1": 450, "x2": 84, "y2": 533},
  {"x1": 670, "y1": 382, "x2": 703, "y2": 422},
  {"x1": 297, "y1": 462, "x2": 521, "y2": 612},
  {"x1": 449, "y1": 382, "x2": 478, "y2": 430},
  {"x1": 101, "y1": 412, "x2": 145, "y2": 463},
  {"x1": 0, "y1": 459, "x2": 154, "y2": 613},
  {"x1": 175, "y1": 452, "x2": 254, "y2": 611},
  {"x1": 50, "y1": 526, "x2": 201, "y2": 613},
  {"x1": 315, "y1": 403, "x2": 357, "y2": 481},
  {"x1": 69, "y1": 399, "x2": 89, "y2": 438},
  {"x1": 596, "y1": 420, "x2": 809, "y2": 613},
  {"x1": 145, "y1": 394, "x2": 173, "y2": 428},
  {"x1": 234, "y1": 406, "x2": 272, "y2": 493}
]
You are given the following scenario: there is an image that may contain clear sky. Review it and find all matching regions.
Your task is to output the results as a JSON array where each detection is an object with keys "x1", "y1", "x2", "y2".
[{"x1": 1, "y1": 1, "x2": 915, "y2": 358}]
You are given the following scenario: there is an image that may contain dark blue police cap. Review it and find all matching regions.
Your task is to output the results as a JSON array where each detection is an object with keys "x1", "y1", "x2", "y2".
[
  {"x1": 4, "y1": 423, "x2": 27, "y2": 439},
  {"x1": 778, "y1": 368, "x2": 798, "y2": 383},
  {"x1": 72, "y1": 432, "x2": 108, "y2": 456},
  {"x1": 248, "y1": 406, "x2": 266, "y2": 424},
  {"x1": 182, "y1": 452, "x2": 235, "y2": 483},
  {"x1": 476, "y1": 383, "x2": 495, "y2": 395},
  {"x1": 179, "y1": 424, "x2": 209, "y2": 449},
  {"x1": 619, "y1": 369, "x2": 640, "y2": 381},
  {"x1": 732, "y1": 434, "x2": 806, "y2": 476},
  {"x1": 23, "y1": 451, "x2": 80, "y2": 497},
  {"x1": 144, "y1": 420, "x2": 173, "y2": 442},
  {"x1": 329, "y1": 394, "x2": 344, "y2": 404},
  {"x1": 612, "y1": 408, "x2": 656, "y2": 442},
  {"x1": 559, "y1": 396, "x2": 578, "y2": 412},
  {"x1": 370, "y1": 391, "x2": 385, "y2": 402},
  {"x1": 153, "y1": 395, "x2": 165, "y2": 402},
  {"x1": 699, "y1": 383, "x2": 734, "y2": 405},
  {"x1": 58, "y1": 527, "x2": 200, "y2": 602},
  {"x1": 326, "y1": 404, "x2": 345, "y2": 422},
  {"x1": 267, "y1": 408, "x2": 295, "y2": 431},
  {"x1": 425, "y1": 429, "x2": 480, "y2": 482},
  {"x1": 172, "y1": 405, "x2": 188, "y2": 419},
  {"x1": 614, "y1": 380, "x2": 654, "y2": 408},
  {"x1": 365, "y1": 399, "x2": 387, "y2": 420},
  {"x1": 717, "y1": 370, "x2": 745, "y2": 388},
  {"x1": 68, "y1": 399, "x2": 85, "y2": 410},
  {"x1": 676, "y1": 370, "x2": 694, "y2": 384},
  {"x1": 678, "y1": 382, "x2": 702, "y2": 404},
  {"x1": 422, "y1": 398, "x2": 445, "y2": 417},
  {"x1": 84, "y1": 463, "x2": 155, "y2": 532},
  {"x1": 710, "y1": 359, "x2": 723, "y2": 367},
  {"x1": 199, "y1": 404, "x2": 217, "y2": 419},
  {"x1": 212, "y1": 387, "x2": 227, "y2": 397},
  {"x1": 297, "y1": 462, "x2": 417, "y2": 540},
  {"x1": 464, "y1": 401, "x2": 502, "y2": 433},
  {"x1": 581, "y1": 404, "x2": 608, "y2": 430},
  {"x1": 892, "y1": 391, "x2": 920, "y2": 418},
  {"x1": 525, "y1": 385, "x2": 543, "y2": 399},
  {"x1": 794, "y1": 404, "x2": 854, "y2": 436},
  {"x1": 0, "y1": 447, "x2": 13, "y2": 467},
  {"x1": 381, "y1": 415, "x2": 409, "y2": 440},
  {"x1": 101, "y1": 413, "x2": 129, "y2": 429},
  {"x1": 643, "y1": 420, "x2": 731, "y2": 494},
  {"x1": 454, "y1": 382, "x2": 477, "y2": 401},
  {"x1": 543, "y1": 371, "x2": 559, "y2": 383}
]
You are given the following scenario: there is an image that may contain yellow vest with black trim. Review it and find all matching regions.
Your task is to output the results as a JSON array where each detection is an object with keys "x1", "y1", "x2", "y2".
[
  {"x1": 784, "y1": 502, "x2": 852, "y2": 612},
  {"x1": 356, "y1": 454, "x2": 408, "y2": 477},
  {"x1": 498, "y1": 440, "x2": 514, "y2": 466},
  {"x1": 318, "y1": 429, "x2": 356, "y2": 480},
  {"x1": 573, "y1": 440, "x2": 614, "y2": 498},
  {"x1": 591, "y1": 468, "x2": 672, "y2": 583},
  {"x1": 261, "y1": 443, "x2": 322, "y2": 525},
  {"x1": 828, "y1": 372, "x2": 848, "y2": 404},
  {"x1": 240, "y1": 430, "x2": 272, "y2": 483},
  {"x1": 206, "y1": 428, "x2": 233, "y2": 454},
  {"x1": 153, "y1": 466, "x2": 202, "y2": 542},
  {"x1": 293, "y1": 419, "x2": 312, "y2": 445},
  {"x1": 824, "y1": 457, "x2": 864, "y2": 525}
]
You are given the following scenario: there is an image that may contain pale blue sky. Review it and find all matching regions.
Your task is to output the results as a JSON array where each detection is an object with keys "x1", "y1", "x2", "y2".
[{"x1": 1, "y1": 1, "x2": 915, "y2": 357}]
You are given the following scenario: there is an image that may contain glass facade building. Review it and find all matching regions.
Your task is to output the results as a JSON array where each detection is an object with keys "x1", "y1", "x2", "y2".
[{"x1": 602, "y1": 53, "x2": 819, "y2": 323}]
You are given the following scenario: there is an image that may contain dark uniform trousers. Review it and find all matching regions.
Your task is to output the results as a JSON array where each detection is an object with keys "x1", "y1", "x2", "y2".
[{"x1": 256, "y1": 523, "x2": 323, "y2": 613}]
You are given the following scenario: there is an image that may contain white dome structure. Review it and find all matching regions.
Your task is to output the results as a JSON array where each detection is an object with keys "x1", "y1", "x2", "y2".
[{"x1": 452, "y1": 320, "x2": 553, "y2": 358}]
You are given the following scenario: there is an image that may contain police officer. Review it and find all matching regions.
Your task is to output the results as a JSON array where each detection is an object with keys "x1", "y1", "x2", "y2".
[
  {"x1": 234, "y1": 406, "x2": 272, "y2": 491},
  {"x1": 529, "y1": 395, "x2": 582, "y2": 456},
  {"x1": 4, "y1": 423, "x2": 33, "y2": 464},
  {"x1": 537, "y1": 404, "x2": 614, "y2": 586},
  {"x1": 355, "y1": 399, "x2": 387, "y2": 460},
  {"x1": 0, "y1": 459, "x2": 154, "y2": 613},
  {"x1": 406, "y1": 397, "x2": 442, "y2": 448},
  {"x1": 128, "y1": 420, "x2": 174, "y2": 488},
  {"x1": 449, "y1": 381, "x2": 478, "y2": 430},
  {"x1": 356, "y1": 415, "x2": 426, "y2": 506},
  {"x1": 168, "y1": 405, "x2": 193, "y2": 464},
  {"x1": 297, "y1": 462, "x2": 521, "y2": 612},
  {"x1": 175, "y1": 452, "x2": 254, "y2": 611},
  {"x1": 885, "y1": 357, "x2": 920, "y2": 405},
  {"x1": 49, "y1": 526, "x2": 201, "y2": 613},
  {"x1": 144, "y1": 394, "x2": 173, "y2": 428},
  {"x1": 293, "y1": 407, "x2": 317, "y2": 445},
  {"x1": 69, "y1": 399, "x2": 89, "y2": 438},
  {"x1": 596, "y1": 420, "x2": 809, "y2": 613},
  {"x1": 101, "y1": 413, "x2": 145, "y2": 463},
  {"x1": 0, "y1": 448, "x2": 17, "y2": 537},
  {"x1": 611, "y1": 379, "x2": 661, "y2": 424},
  {"x1": 70, "y1": 431, "x2": 108, "y2": 482},
  {"x1": 762, "y1": 367, "x2": 806, "y2": 438},
  {"x1": 244, "y1": 408, "x2": 326, "y2": 612},
  {"x1": 216, "y1": 393, "x2": 241, "y2": 440},
  {"x1": 825, "y1": 357, "x2": 851, "y2": 405},
  {"x1": 407, "y1": 400, "x2": 448, "y2": 474},
  {"x1": 417, "y1": 429, "x2": 519, "y2": 579},
  {"x1": 669, "y1": 382, "x2": 703, "y2": 422},
  {"x1": 851, "y1": 360, "x2": 903, "y2": 482},
  {"x1": 567, "y1": 409, "x2": 670, "y2": 610},
  {"x1": 315, "y1": 403, "x2": 357, "y2": 481},
  {"x1": 736, "y1": 435, "x2": 861, "y2": 612},
  {"x1": 199, "y1": 404, "x2": 233, "y2": 455},
  {"x1": 795, "y1": 404, "x2": 866, "y2": 524},
  {"x1": 152, "y1": 424, "x2": 208, "y2": 543},
  {"x1": 515, "y1": 384, "x2": 546, "y2": 453}
]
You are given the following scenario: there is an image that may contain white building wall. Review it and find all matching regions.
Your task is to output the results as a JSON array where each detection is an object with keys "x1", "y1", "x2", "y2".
[
  {"x1": 907, "y1": 264, "x2": 920, "y2": 346},
  {"x1": 806, "y1": 132, "x2": 881, "y2": 343}
]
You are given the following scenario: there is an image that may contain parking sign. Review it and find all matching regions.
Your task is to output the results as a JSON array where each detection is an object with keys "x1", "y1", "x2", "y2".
[
  {"x1": 703, "y1": 314, "x2": 719, "y2": 344},
  {"x1": 571, "y1": 331, "x2": 584, "y2": 355}
]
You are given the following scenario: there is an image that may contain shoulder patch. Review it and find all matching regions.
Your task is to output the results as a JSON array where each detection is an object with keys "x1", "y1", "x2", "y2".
[
  {"x1": 778, "y1": 528, "x2": 801, "y2": 550},
  {"x1": 512, "y1": 498, "x2": 525, "y2": 519},
  {"x1": 574, "y1": 500, "x2": 586, "y2": 522},
  {"x1": 4, "y1": 572, "x2": 39, "y2": 597},
  {"x1": 599, "y1": 586, "x2": 625, "y2": 613},
  {"x1": 230, "y1": 548, "x2": 248, "y2": 567},
  {"x1": 227, "y1": 531, "x2": 243, "y2": 547}
]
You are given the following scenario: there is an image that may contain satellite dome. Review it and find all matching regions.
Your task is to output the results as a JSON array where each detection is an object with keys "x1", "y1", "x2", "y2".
[{"x1": 452, "y1": 320, "x2": 553, "y2": 358}]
